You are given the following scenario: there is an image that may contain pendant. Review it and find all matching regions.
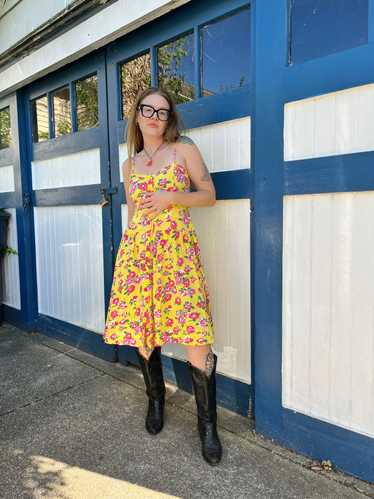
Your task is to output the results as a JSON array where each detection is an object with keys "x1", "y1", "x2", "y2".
[{"x1": 146, "y1": 159, "x2": 152, "y2": 166}]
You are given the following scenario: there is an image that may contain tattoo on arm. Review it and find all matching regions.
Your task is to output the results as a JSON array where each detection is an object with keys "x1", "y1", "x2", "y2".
[
  {"x1": 200, "y1": 160, "x2": 211, "y2": 181},
  {"x1": 177, "y1": 135, "x2": 195, "y2": 145},
  {"x1": 177, "y1": 135, "x2": 210, "y2": 181}
]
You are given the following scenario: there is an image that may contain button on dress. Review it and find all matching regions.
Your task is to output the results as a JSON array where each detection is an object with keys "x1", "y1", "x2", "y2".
[{"x1": 102, "y1": 148, "x2": 214, "y2": 350}]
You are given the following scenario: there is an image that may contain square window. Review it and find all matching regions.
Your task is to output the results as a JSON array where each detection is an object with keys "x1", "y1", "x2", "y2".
[
  {"x1": 290, "y1": 0, "x2": 368, "y2": 64},
  {"x1": 157, "y1": 32, "x2": 195, "y2": 104},
  {"x1": 31, "y1": 95, "x2": 49, "y2": 143},
  {"x1": 201, "y1": 7, "x2": 251, "y2": 97},
  {"x1": 75, "y1": 74, "x2": 99, "y2": 131},
  {"x1": 120, "y1": 53, "x2": 151, "y2": 120},
  {"x1": 0, "y1": 106, "x2": 11, "y2": 149},
  {"x1": 52, "y1": 85, "x2": 72, "y2": 137}
]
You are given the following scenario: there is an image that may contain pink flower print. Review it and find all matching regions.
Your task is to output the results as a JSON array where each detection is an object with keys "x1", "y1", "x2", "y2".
[
  {"x1": 119, "y1": 319, "x2": 125, "y2": 325},
  {"x1": 164, "y1": 293, "x2": 172, "y2": 302},
  {"x1": 166, "y1": 318, "x2": 174, "y2": 326},
  {"x1": 177, "y1": 257, "x2": 184, "y2": 266},
  {"x1": 160, "y1": 239, "x2": 166, "y2": 247},
  {"x1": 197, "y1": 338, "x2": 207, "y2": 344},
  {"x1": 183, "y1": 278, "x2": 190, "y2": 287},
  {"x1": 135, "y1": 307, "x2": 141, "y2": 316},
  {"x1": 189, "y1": 312, "x2": 199, "y2": 320},
  {"x1": 129, "y1": 271, "x2": 136, "y2": 278},
  {"x1": 170, "y1": 220, "x2": 177, "y2": 229},
  {"x1": 178, "y1": 315, "x2": 186, "y2": 324},
  {"x1": 186, "y1": 325, "x2": 195, "y2": 333},
  {"x1": 111, "y1": 310, "x2": 118, "y2": 318},
  {"x1": 128, "y1": 284, "x2": 135, "y2": 293},
  {"x1": 110, "y1": 334, "x2": 117, "y2": 340},
  {"x1": 199, "y1": 318, "x2": 208, "y2": 326},
  {"x1": 166, "y1": 279, "x2": 175, "y2": 289},
  {"x1": 139, "y1": 182, "x2": 148, "y2": 191},
  {"x1": 112, "y1": 297, "x2": 119, "y2": 305},
  {"x1": 184, "y1": 337, "x2": 193, "y2": 343},
  {"x1": 175, "y1": 296, "x2": 181, "y2": 305}
]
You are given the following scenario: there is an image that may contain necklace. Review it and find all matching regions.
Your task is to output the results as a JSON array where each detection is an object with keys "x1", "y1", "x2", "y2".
[{"x1": 143, "y1": 142, "x2": 167, "y2": 166}]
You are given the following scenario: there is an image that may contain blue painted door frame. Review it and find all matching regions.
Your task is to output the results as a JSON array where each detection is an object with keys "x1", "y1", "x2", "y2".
[
  {"x1": 2, "y1": 0, "x2": 373, "y2": 481},
  {"x1": 104, "y1": 0, "x2": 253, "y2": 416},
  {"x1": 17, "y1": 48, "x2": 117, "y2": 361},
  {"x1": 252, "y1": 0, "x2": 374, "y2": 482}
]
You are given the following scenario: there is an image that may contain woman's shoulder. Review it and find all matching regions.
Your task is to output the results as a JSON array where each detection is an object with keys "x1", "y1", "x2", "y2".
[{"x1": 175, "y1": 135, "x2": 195, "y2": 146}]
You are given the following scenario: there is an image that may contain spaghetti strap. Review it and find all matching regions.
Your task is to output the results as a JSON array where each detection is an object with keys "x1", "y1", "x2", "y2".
[{"x1": 129, "y1": 155, "x2": 135, "y2": 175}]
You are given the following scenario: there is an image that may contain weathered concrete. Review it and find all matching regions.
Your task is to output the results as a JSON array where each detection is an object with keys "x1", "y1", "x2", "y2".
[{"x1": 1, "y1": 323, "x2": 373, "y2": 499}]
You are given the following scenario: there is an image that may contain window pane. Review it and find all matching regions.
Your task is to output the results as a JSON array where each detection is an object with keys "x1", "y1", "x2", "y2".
[
  {"x1": 290, "y1": 0, "x2": 368, "y2": 64},
  {"x1": 52, "y1": 85, "x2": 71, "y2": 137},
  {"x1": 121, "y1": 52, "x2": 151, "y2": 120},
  {"x1": 31, "y1": 95, "x2": 49, "y2": 142},
  {"x1": 157, "y1": 33, "x2": 194, "y2": 104},
  {"x1": 0, "y1": 106, "x2": 11, "y2": 149},
  {"x1": 75, "y1": 74, "x2": 99, "y2": 131},
  {"x1": 201, "y1": 8, "x2": 251, "y2": 97}
]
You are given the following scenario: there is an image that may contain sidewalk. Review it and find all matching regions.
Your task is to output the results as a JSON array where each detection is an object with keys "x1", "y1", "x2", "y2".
[{"x1": 1, "y1": 323, "x2": 373, "y2": 499}]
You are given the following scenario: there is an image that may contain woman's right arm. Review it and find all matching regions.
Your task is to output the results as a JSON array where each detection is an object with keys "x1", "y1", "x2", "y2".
[{"x1": 122, "y1": 158, "x2": 136, "y2": 227}]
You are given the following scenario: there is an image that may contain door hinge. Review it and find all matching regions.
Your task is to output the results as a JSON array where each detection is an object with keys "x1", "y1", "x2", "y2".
[
  {"x1": 99, "y1": 186, "x2": 118, "y2": 207},
  {"x1": 22, "y1": 192, "x2": 32, "y2": 210}
]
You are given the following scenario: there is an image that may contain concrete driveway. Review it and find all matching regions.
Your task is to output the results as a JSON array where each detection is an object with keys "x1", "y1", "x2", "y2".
[{"x1": 1, "y1": 323, "x2": 373, "y2": 498}]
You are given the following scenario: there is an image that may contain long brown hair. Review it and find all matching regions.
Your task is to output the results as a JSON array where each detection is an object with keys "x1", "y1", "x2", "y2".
[{"x1": 125, "y1": 87, "x2": 183, "y2": 160}]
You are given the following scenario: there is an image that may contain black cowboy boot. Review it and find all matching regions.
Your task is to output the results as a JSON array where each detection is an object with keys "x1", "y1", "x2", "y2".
[
  {"x1": 187, "y1": 352, "x2": 222, "y2": 465},
  {"x1": 136, "y1": 346, "x2": 166, "y2": 435}
]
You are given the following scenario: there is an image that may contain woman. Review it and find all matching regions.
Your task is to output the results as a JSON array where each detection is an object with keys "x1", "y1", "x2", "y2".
[{"x1": 103, "y1": 86, "x2": 222, "y2": 465}]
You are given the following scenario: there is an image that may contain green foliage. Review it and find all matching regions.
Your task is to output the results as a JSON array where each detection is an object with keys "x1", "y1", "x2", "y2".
[{"x1": 0, "y1": 209, "x2": 17, "y2": 256}]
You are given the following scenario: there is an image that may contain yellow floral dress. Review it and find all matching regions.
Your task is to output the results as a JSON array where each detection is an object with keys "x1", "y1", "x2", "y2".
[{"x1": 102, "y1": 147, "x2": 214, "y2": 350}]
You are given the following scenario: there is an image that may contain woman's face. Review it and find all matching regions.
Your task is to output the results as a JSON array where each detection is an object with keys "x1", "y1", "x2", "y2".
[{"x1": 136, "y1": 93, "x2": 170, "y2": 140}]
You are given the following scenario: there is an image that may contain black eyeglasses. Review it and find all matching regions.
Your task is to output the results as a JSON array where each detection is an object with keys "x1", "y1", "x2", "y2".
[{"x1": 137, "y1": 104, "x2": 170, "y2": 121}]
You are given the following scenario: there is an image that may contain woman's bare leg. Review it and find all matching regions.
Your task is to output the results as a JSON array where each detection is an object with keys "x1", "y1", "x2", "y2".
[
  {"x1": 185, "y1": 344, "x2": 215, "y2": 375},
  {"x1": 138, "y1": 345, "x2": 155, "y2": 360}
]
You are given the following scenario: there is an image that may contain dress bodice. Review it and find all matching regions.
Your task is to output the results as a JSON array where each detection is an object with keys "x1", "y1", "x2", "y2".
[{"x1": 128, "y1": 158, "x2": 191, "y2": 228}]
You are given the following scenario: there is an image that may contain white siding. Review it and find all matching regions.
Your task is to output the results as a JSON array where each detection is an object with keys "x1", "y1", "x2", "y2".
[
  {"x1": 32, "y1": 148, "x2": 101, "y2": 190},
  {"x1": 0, "y1": 0, "x2": 190, "y2": 97},
  {"x1": 1, "y1": 208, "x2": 21, "y2": 309},
  {"x1": 284, "y1": 83, "x2": 374, "y2": 161},
  {"x1": 0, "y1": 165, "x2": 15, "y2": 193},
  {"x1": 121, "y1": 200, "x2": 252, "y2": 384},
  {"x1": 118, "y1": 125, "x2": 251, "y2": 383},
  {"x1": 34, "y1": 205, "x2": 105, "y2": 333},
  {"x1": 119, "y1": 117, "x2": 251, "y2": 176},
  {"x1": 282, "y1": 191, "x2": 374, "y2": 438}
]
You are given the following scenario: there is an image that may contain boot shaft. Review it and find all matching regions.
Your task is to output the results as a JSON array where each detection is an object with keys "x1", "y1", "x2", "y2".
[{"x1": 136, "y1": 346, "x2": 166, "y2": 400}]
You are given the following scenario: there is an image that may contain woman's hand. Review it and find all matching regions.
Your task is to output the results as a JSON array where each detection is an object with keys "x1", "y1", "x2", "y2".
[{"x1": 139, "y1": 190, "x2": 174, "y2": 217}]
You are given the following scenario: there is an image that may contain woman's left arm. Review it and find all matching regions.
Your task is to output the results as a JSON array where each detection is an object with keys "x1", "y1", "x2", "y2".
[{"x1": 171, "y1": 140, "x2": 216, "y2": 207}]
